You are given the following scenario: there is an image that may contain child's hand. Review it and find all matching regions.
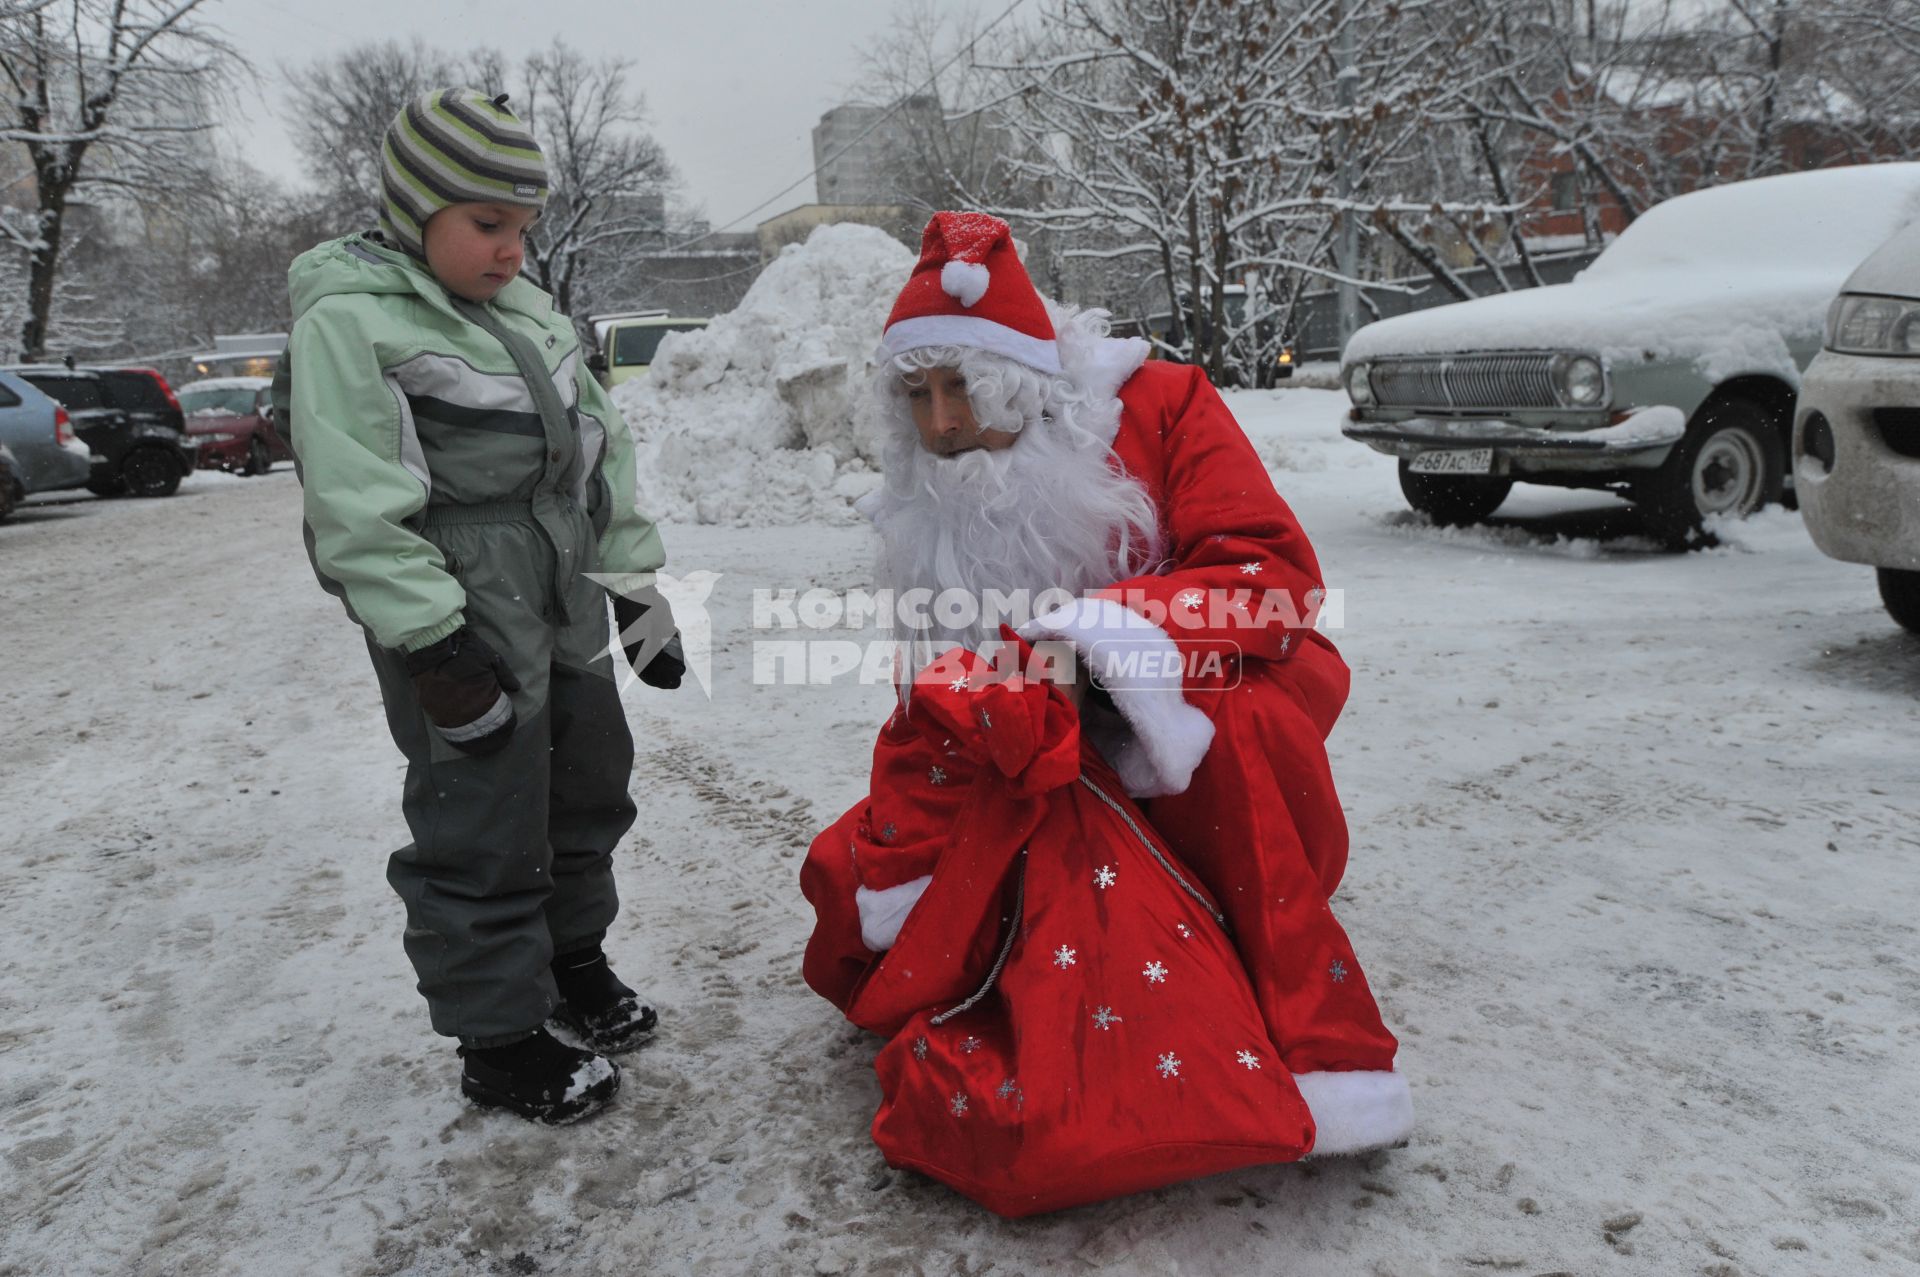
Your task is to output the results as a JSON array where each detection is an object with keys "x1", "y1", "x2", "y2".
[
  {"x1": 403, "y1": 627, "x2": 520, "y2": 755},
  {"x1": 612, "y1": 590, "x2": 687, "y2": 690}
]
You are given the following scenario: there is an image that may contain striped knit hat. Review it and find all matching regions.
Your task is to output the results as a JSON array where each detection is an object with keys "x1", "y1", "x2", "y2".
[{"x1": 379, "y1": 88, "x2": 549, "y2": 258}]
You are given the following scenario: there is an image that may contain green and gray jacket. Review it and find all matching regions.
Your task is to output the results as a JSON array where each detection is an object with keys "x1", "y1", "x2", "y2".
[{"x1": 279, "y1": 234, "x2": 664, "y2": 652}]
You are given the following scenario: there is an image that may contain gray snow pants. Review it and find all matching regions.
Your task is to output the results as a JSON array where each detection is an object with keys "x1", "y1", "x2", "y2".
[{"x1": 364, "y1": 502, "x2": 638, "y2": 1046}]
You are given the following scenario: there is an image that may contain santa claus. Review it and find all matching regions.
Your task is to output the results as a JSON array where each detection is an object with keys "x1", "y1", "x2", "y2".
[{"x1": 802, "y1": 212, "x2": 1413, "y2": 1175}]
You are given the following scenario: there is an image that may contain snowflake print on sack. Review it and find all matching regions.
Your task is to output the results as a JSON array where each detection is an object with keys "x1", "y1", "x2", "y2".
[
  {"x1": 1143, "y1": 961, "x2": 1168, "y2": 985},
  {"x1": 949, "y1": 677, "x2": 970, "y2": 693},
  {"x1": 1053, "y1": 945, "x2": 1077, "y2": 969},
  {"x1": 1094, "y1": 865, "x2": 1117, "y2": 890},
  {"x1": 1236, "y1": 1050, "x2": 1262, "y2": 1070},
  {"x1": 880, "y1": 822, "x2": 898, "y2": 843},
  {"x1": 1279, "y1": 631, "x2": 1294, "y2": 656},
  {"x1": 912, "y1": 1036, "x2": 929, "y2": 1060},
  {"x1": 1175, "y1": 923, "x2": 1191, "y2": 939},
  {"x1": 1239, "y1": 561, "x2": 1261, "y2": 575},
  {"x1": 978, "y1": 708, "x2": 992, "y2": 730},
  {"x1": 996, "y1": 1078, "x2": 1024, "y2": 1105},
  {"x1": 1156, "y1": 1052, "x2": 1182, "y2": 1079},
  {"x1": 1328, "y1": 959, "x2": 1348, "y2": 983},
  {"x1": 949, "y1": 1092, "x2": 969, "y2": 1117},
  {"x1": 928, "y1": 765, "x2": 948, "y2": 786},
  {"x1": 1178, "y1": 590, "x2": 1205, "y2": 611},
  {"x1": 1091, "y1": 1006, "x2": 1123, "y2": 1030}
]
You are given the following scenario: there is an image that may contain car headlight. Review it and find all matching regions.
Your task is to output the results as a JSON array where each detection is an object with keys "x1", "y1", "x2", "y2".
[
  {"x1": 1345, "y1": 362, "x2": 1374, "y2": 407},
  {"x1": 1826, "y1": 293, "x2": 1920, "y2": 356},
  {"x1": 1554, "y1": 354, "x2": 1606, "y2": 407}
]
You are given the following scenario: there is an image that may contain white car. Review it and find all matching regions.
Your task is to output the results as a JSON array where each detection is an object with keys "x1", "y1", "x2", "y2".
[
  {"x1": 1342, "y1": 164, "x2": 1920, "y2": 546},
  {"x1": 1794, "y1": 218, "x2": 1920, "y2": 633}
]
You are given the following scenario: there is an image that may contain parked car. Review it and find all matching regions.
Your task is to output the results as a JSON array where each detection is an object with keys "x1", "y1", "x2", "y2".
[
  {"x1": 588, "y1": 313, "x2": 710, "y2": 387},
  {"x1": 1794, "y1": 217, "x2": 1920, "y2": 633},
  {"x1": 5, "y1": 364, "x2": 196, "y2": 498},
  {"x1": 1340, "y1": 163, "x2": 1920, "y2": 546},
  {"x1": 0, "y1": 368, "x2": 91, "y2": 522},
  {"x1": 177, "y1": 376, "x2": 289, "y2": 475}
]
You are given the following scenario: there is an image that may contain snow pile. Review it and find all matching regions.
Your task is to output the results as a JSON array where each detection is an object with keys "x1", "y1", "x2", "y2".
[{"x1": 614, "y1": 222, "x2": 914, "y2": 526}]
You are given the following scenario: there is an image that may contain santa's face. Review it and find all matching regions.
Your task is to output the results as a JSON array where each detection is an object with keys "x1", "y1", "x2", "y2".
[{"x1": 905, "y1": 367, "x2": 1019, "y2": 456}]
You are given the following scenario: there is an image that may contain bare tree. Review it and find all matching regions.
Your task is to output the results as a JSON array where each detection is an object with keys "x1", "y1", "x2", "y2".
[
  {"x1": 0, "y1": 0, "x2": 238, "y2": 359},
  {"x1": 513, "y1": 40, "x2": 676, "y2": 328},
  {"x1": 975, "y1": 0, "x2": 1507, "y2": 379},
  {"x1": 282, "y1": 37, "x2": 475, "y2": 226},
  {"x1": 850, "y1": 0, "x2": 1026, "y2": 214}
]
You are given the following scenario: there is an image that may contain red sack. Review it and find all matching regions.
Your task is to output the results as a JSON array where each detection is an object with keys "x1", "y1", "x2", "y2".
[{"x1": 845, "y1": 643, "x2": 1316, "y2": 1218}]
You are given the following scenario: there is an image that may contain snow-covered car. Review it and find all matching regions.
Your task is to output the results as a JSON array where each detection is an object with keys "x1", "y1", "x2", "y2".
[
  {"x1": 0, "y1": 369, "x2": 90, "y2": 521},
  {"x1": 178, "y1": 376, "x2": 289, "y2": 475},
  {"x1": 1340, "y1": 163, "x2": 1920, "y2": 545},
  {"x1": 1793, "y1": 218, "x2": 1920, "y2": 633}
]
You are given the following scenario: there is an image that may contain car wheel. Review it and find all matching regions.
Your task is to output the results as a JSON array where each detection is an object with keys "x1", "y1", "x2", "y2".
[
  {"x1": 1880, "y1": 568, "x2": 1920, "y2": 635},
  {"x1": 1636, "y1": 396, "x2": 1783, "y2": 549},
  {"x1": 0, "y1": 459, "x2": 18, "y2": 523},
  {"x1": 121, "y1": 447, "x2": 182, "y2": 498},
  {"x1": 1397, "y1": 460, "x2": 1513, "y2": 527},
  {"x1": 243, "y1": 435, "x2": 271, "y2": 476}
]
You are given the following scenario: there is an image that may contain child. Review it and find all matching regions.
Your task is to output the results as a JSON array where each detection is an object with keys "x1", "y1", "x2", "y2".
[{"x1": 275, "y1": 88, "x2": 685, "y2": 1125}]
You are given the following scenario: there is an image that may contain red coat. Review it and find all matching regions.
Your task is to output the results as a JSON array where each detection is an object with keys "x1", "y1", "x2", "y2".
[{"x1": 803, "y1": 358, "x2": 1412, "y2": 1187}]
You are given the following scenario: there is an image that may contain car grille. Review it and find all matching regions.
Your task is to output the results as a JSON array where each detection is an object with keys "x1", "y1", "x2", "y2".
[
  {"x1": 1369, "y1": 354, "x2": 1560, "y2": 411},
  {"x1": 1874, "y1": 408, "x2": 1920, "y2": 460}
]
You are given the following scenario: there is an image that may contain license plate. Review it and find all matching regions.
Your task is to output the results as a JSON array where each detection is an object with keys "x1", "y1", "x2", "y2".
[{"x1": 1408, "y1": 448, "x2": 1495, "y2": 475}]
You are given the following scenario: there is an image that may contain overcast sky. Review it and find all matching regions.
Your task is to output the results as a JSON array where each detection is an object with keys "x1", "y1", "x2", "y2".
[{"x1": 229, "y1": 0, "x2": 914, "y2": 230}]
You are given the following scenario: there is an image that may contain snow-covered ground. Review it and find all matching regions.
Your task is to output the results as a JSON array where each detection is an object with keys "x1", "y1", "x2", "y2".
[{"x1": 3, "y1": 394, "x2": 1918, "y2": 1276}]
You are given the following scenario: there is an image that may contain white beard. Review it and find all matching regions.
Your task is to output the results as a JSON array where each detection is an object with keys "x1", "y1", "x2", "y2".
[{"x1": 868, "y1": 419, "x2": 1157, "y2": 672}]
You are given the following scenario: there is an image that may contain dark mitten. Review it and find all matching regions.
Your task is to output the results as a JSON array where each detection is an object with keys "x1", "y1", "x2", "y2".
[
  {"x1": 404, "y1": 626, "x2": 521, "y2": 755},
  {"x1": 611, "y1": 593, "x2": 687, "y2": 690}
]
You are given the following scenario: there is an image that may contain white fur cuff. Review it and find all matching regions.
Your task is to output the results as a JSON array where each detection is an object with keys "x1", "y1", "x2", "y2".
[
  {"x1": 1019, "y1": 596, "x2": 1215, "y2": 799},
  {"x1": 856, "y1": 876, "x2": 931, "y2": 951},
  {"x1": 1294, "y1": 1070, "x2": 1415, "y2": 1157}
]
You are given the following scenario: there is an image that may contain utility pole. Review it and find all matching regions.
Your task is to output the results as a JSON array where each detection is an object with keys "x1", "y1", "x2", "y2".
[{"x1": 1333, "y1": 0, "x2": 1362, "y2": 353}]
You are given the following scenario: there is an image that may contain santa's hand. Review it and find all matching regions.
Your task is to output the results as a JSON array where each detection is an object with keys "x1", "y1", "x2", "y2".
[{"x1": 612, "y1": 589, "x2": 687, "y2": 690}]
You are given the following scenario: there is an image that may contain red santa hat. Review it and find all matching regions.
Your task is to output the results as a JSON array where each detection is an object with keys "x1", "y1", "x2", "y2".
[{"x1": 876, "y1": 211, "x2": 1062, "y2": 375}]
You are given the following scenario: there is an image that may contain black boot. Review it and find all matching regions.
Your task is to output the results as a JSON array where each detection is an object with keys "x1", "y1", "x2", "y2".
[
  {"x1": 548, "y1": 945, "x2": 658, "y2": 1054},
  {"x1": 458, "y1": 1026, "x2": 620, "y2": 1125}
]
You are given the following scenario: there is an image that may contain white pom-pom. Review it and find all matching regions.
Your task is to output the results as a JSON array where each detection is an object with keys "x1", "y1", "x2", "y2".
[{"x1": 941, "y1": 260, "x2": 990, "y2": 308}]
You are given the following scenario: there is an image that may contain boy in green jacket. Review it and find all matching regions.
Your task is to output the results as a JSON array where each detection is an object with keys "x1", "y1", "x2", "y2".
[{"x1": 276, "y1": 88, "x2": 683, "y2": 1124}]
